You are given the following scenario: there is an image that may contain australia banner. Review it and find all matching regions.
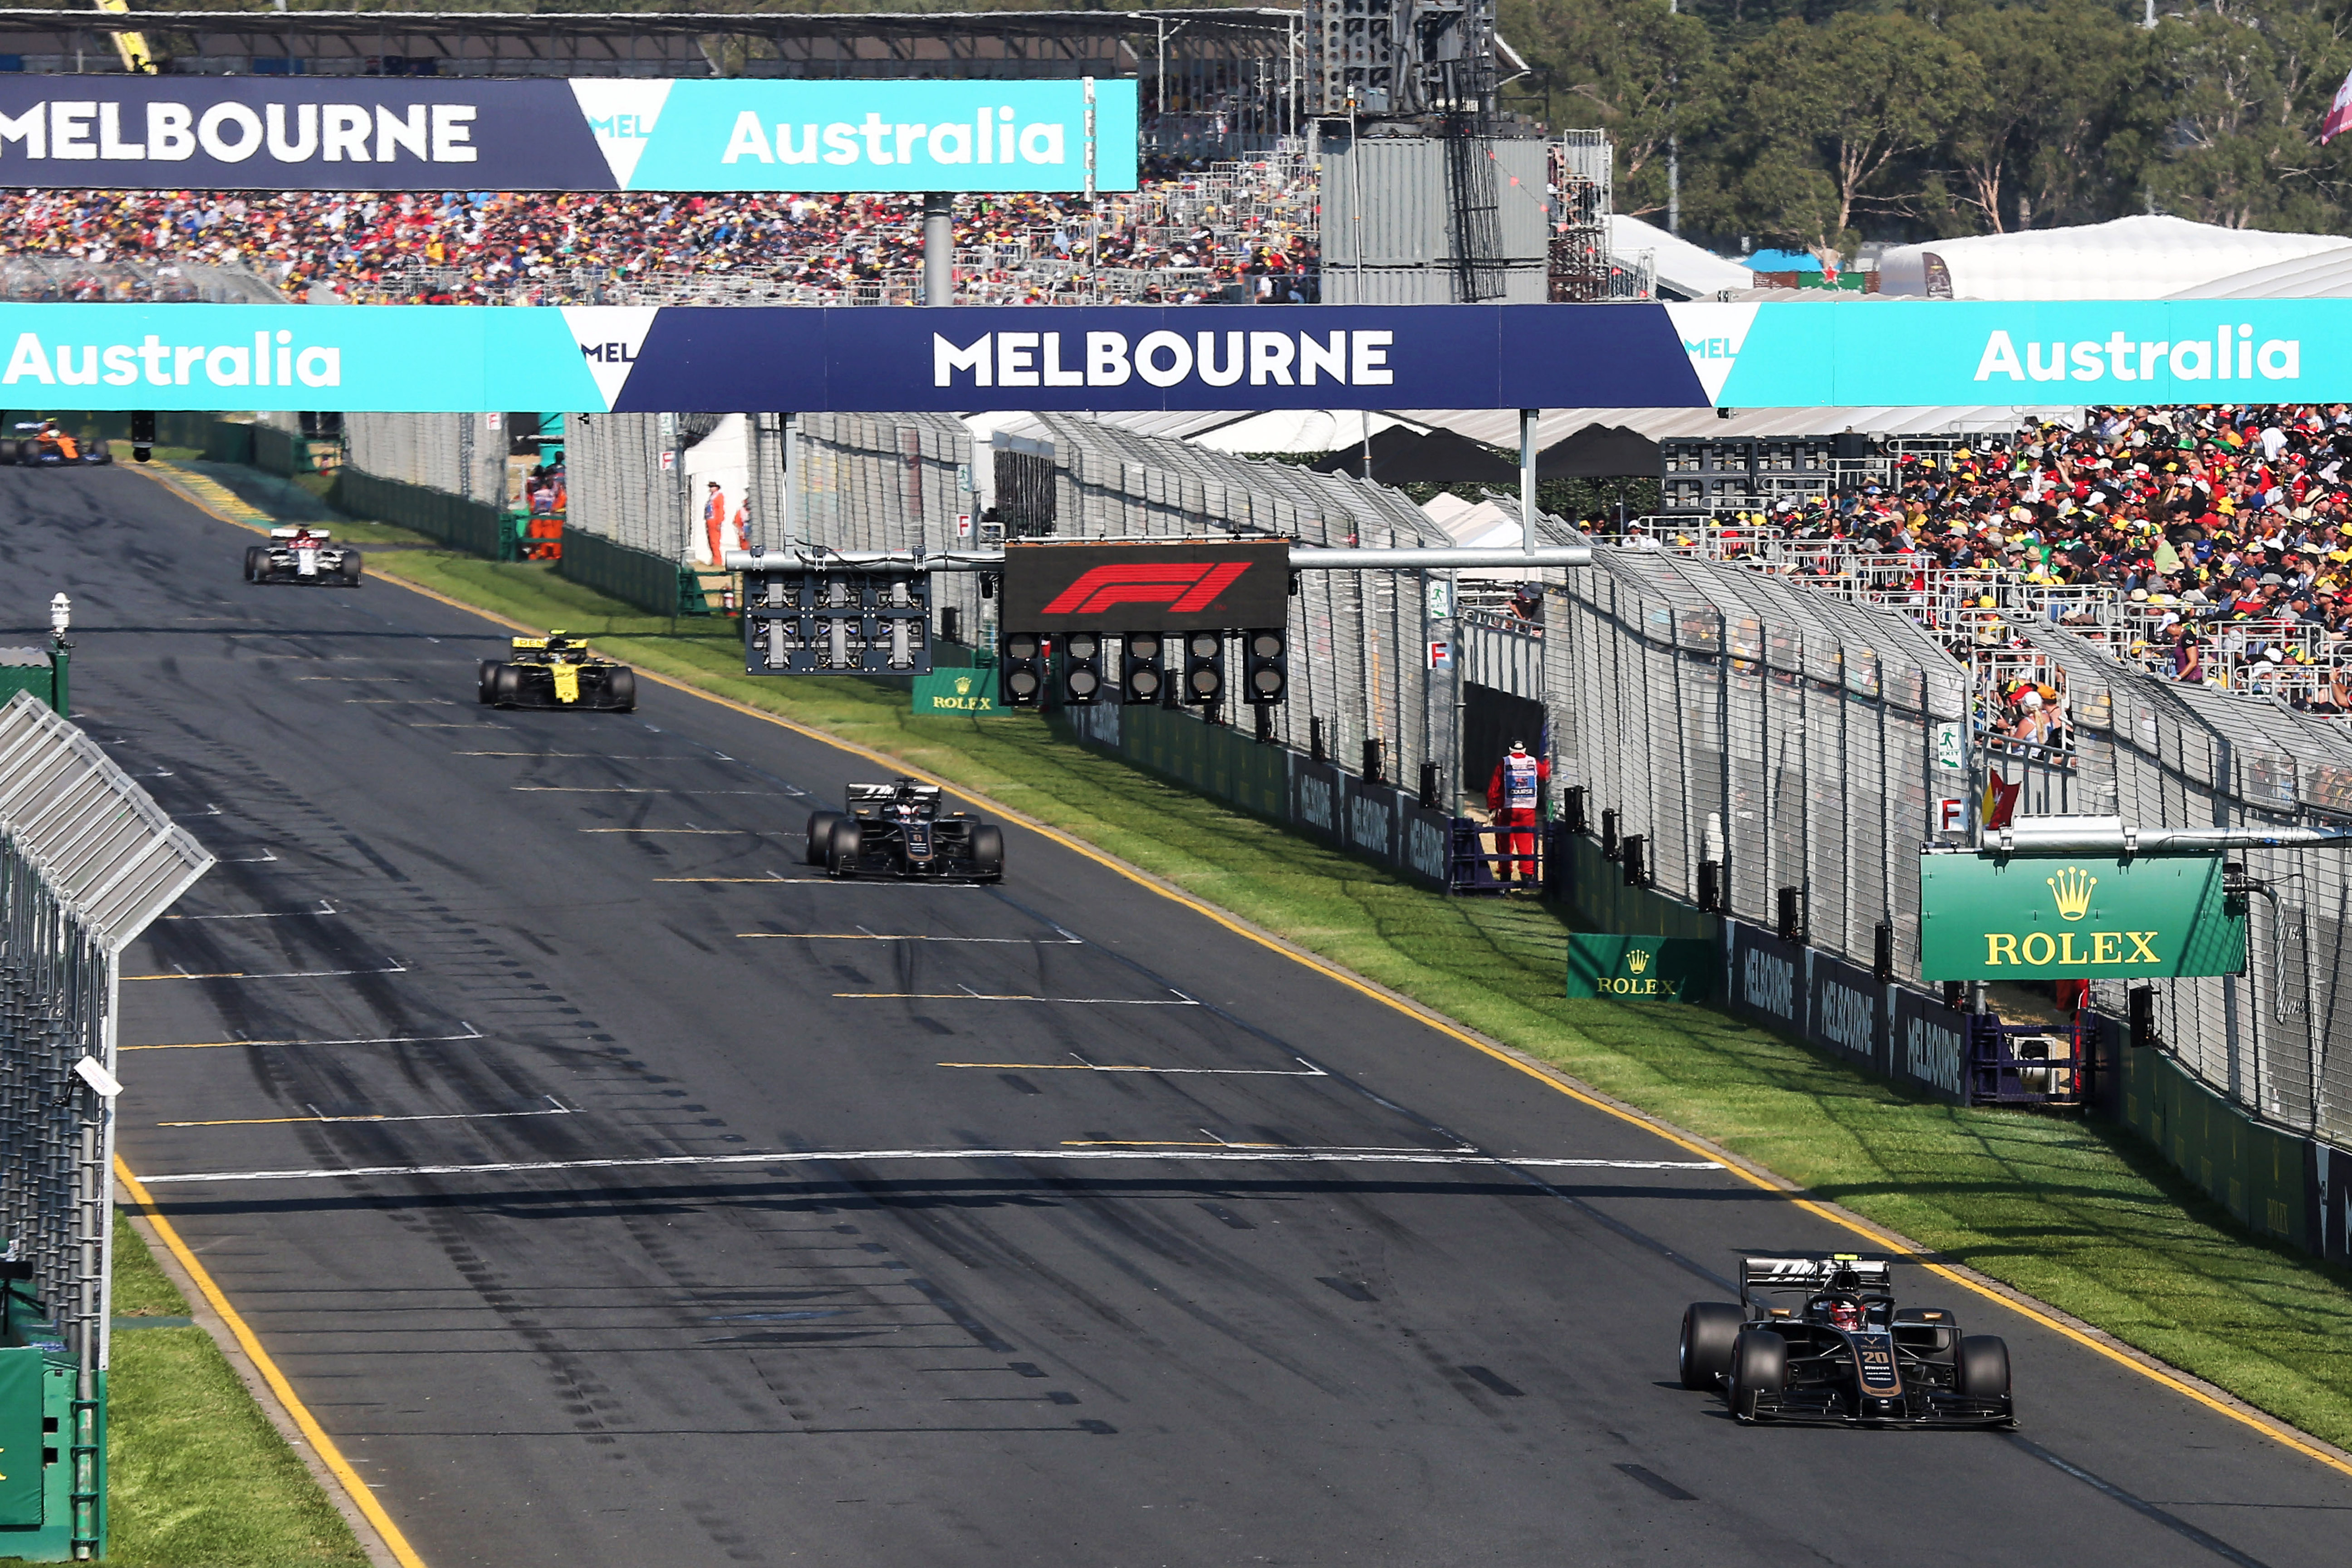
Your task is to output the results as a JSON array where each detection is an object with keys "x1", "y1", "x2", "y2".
[
  {"x1": 5, "y1": 299, "x2": 2352, "y2": 414},
  {"x1": 0, "y1": 77, "x2": 1136, "y2": 194}
]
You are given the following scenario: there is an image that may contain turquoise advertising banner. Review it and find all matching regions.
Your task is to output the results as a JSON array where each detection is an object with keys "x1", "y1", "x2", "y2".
[
  {"x1": 0, "y1": 77, "x2": 1137, "y2": 193},
  {"x1": 11, "y1": 299, "x2": 2352, "y2": 413}
]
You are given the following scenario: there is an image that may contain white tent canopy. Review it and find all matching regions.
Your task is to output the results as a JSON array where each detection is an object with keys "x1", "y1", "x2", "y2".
[
  {"x1": 1607, "y1": 213, "x2": 1755, "y2": 301},
  {"x1": 2170, "y1": 244, "x2": 2352, "y2": 299},
  {"x1": 1878, "y1": 215, "x2": 2350, "y2": 301}
]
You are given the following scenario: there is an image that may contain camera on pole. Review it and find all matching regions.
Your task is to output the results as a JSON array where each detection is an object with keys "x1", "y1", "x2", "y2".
[
  {"x1": 1182, "y1": 630, "x2": 1225, "y2": 705},
  {"x1": 999, "y1": 632, "x2": 1046, "y2": 707},
  {"x1": 1241, "y1": 627, "x2": 1287, "y2": 705},
  {"x1": 1121, "y1": 632, "x2": 1166, "y2": 704},
  {"x1": 1060, "y1": 631, "x2": 1104, "y2": 705}
]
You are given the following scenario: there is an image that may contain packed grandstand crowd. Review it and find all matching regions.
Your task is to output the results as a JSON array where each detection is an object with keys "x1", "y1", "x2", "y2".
[
  {"x1": 1621, "y1": 403, "x2": 2352, "y2": 729},
  {"x1": 0, "y1": 158, "x2": 1318, "y2": 305}
]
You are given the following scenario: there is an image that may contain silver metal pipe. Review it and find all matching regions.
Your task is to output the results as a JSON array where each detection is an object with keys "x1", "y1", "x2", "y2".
[
  {"x1": 1292, "y1": 546, "x2": 1593, "y2": 570},
  {"x1": 921, "y1": 192, "x2": 953, "y2": 306},
  {"x1": 1983, "y1": 815, "x2": 2352, "y2": 855},
  {"x1": 1519, "y1": 407, "x2": 1539, "y2": 559},
  {"x1": 729, "y1": 546, "x2": 1598, "y2": 573}
]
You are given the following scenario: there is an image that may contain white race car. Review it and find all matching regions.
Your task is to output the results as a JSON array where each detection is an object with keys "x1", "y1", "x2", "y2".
[{"x1": 246, "y1": 528, "x2": 363, "y2": 587}]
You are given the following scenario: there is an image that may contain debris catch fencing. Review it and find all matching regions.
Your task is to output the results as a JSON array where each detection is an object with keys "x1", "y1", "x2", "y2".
[
  {"x1": 0, "y1": 692, "x2": 214, "y2": 1557},
  {"x1": 1553, "y1": 547, "x2": 1970, "y2": 984}
]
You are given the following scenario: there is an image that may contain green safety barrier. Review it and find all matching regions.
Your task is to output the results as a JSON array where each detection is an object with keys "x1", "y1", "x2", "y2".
[
  {"x1": 1565, "y1": 933, "x2": 1716, "y2": 1001},
  {"x1": 0, "y1": 1274, "x2": 104, "y2": 1560},
  {"x1": 2120, "y1": 1042, "x2": 2310, "y2": 1246},
  {"x1": 557, "y1": 527, "x2": 699, "y2": 616},
  {"x1": 0, "y1": 650, "x2": 62, "y2": 717},
  {"x1": 1112, "y1": 704, "x2": 1289, "y2": 820},
  {"x1": 330, "y1": 469, "x2": 511, "y2": 559}
]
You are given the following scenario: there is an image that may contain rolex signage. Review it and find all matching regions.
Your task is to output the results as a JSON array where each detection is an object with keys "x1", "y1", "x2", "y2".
[
  {"x1": 1918, "y1": 852, "x2": 2244, "y2": 980},
  {"x1": 1566, "y1": 934, "x2": 1716, "y2": 1001},
  {"x1": 912, "y1": 668, "x2": 1004, "y2": 717}
]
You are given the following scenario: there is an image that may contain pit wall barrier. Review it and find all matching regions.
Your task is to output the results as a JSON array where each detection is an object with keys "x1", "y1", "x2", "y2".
[
  {"x1": 556, "y1": 526, "x2": 687, "y2": 617},
  {"x1": 327, "y1": 468, "x2": 509, "y2": 559},
  {"x1": 2109, "y1": 1036, "x2": 2350, "y2": 1265},
  {"x1": 1056, "y1": 703, "x2": 1452, "y2": 891}
]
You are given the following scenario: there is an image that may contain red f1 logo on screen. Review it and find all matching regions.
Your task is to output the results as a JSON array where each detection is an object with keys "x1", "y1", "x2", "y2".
[
  {"x1": 1003, "y1": 539, "x2": 1290, "y2": 632},
  {"x1": 1040, "y1": 563, "x2": 1250, "y2": 616}
]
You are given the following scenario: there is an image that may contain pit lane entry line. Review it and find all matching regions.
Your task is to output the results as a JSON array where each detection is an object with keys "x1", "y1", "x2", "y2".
[
  {"x1": 113, "y1": 1156, "x2": 432, "y2": 1568},
  {"x1": 328, "y1": 526, "x2": 2352, "y2": 1486},
  {"x1": 132, "y1": 1147, "x2": 1727, "y2": 1185}
]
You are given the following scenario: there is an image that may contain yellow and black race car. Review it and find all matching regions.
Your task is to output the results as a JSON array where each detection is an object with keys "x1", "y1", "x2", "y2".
[{"x1": 477, "y1": 632, "x2": 637, "y2": 712}]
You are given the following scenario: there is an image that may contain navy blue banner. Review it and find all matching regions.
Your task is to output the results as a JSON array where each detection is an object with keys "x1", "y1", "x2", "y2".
[
  {"x1": 616, "y1": 304, "x2": 1710, "y2": 412},
  {"x1": 0, "y1": 77, "x2": 1135, "y2": 194}
]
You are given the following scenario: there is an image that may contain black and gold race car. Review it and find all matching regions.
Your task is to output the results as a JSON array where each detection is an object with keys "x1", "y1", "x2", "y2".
[
  {"x1": 805, "y1": 779, "x2": 1003, "y2": 882},
  {"x1": 1678, "y1": 1255, "x2": 2014, "y2": 1428},
  {"x1": 478, "y1": 632, "x2": 637, "y2": 712}
]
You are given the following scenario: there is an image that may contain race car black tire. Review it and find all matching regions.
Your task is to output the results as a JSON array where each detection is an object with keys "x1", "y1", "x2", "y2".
[
  {"x1": 1728, "y1": 1328, "x2": 1786, "y2": 1423},
  {"x1": 245, "y1": 545, "x2": 265, "y2": 582},
  {"x1": 88, "y1": 448, "x2": 112, "y2": 465},
  {"x1": 1679, "y1": 1303, "x2": 1744, "y2": 1391},
  {"x1": 478, "y1": 661, "x2": 501, "y2": 705},
  {"x1": 968, "y1": 823, "x2": 1004, "y2": 882},
  {"x1": 491, "y1": 666, "x2": 523, "y2": 708},
  {"x1": 339, "y1": 550, "x2": 364, "y2": 586},
  {"x1": 0, "y1": 440, "x2": 18, "y2": 465},
  {"x1": 804, "y1": 811, "x2": 844, "y2": 867},
  {"x1": 1956, "y1": 1335, "x2": 2010, "y2": 1400},
  {"x1": 606, "y1": 667, "x2": 636, "y2": 712},
  {"x1": 826, "y1": 818, "x2": 863, "y2": 877}
]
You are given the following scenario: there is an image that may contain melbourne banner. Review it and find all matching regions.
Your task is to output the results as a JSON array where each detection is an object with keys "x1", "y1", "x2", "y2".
[
  {"x1": 0, "y1": 78, "x2": 1136, "y2": 193},
  {"x1": 1917, "y1": 851, "x2": 2246, "y2": 980},
  {"x1": 7, "y1": 299, "x2": 2352, "y2": 412}
]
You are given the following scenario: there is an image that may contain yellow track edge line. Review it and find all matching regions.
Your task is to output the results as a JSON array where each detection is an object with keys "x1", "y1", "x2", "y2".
[
  {"x1": 189, "y1": 505, "x2": 2352, "y2": 1484},
  {"x1": 114, "y1": 1156, "x2": 432, "y2": 1568}
]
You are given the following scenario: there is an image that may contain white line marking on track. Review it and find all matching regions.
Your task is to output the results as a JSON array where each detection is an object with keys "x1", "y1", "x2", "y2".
[
  {"x1": 161, "y1": 1098, "x2": 573, "y2": 1129},
  {"x1": 123, "y1": 1024, "x2": 485, "y2": 1053},
  {"x1": 939, "y1": 1058, "x2": 1329, "y2": 1077},
  {"x1": 174, "y1": 803, "x2": 224, "y2": 818},
  {"x1": 127, "y1": 958, "x2": 407, "y2": 982},
  {"x1": 740, "y1": 932, "x2": 1081, "y2": 944},
  {"x1": 135, "y1": 1147, "x2": 1729, "y2": 1185},
  {"x1": 836, "y1": 992, "x2": 1198, "y2": 1005},
  {"x1": 215, "y1": 848, "x2": 279, "y2": 864},
  {"x1": 583, "y1": 828, "x2": 795, "y2": 836},
  {"x1": 160, "y1": 898, "x2": 336, "y2": 923},
  {"x1": 514, "y1": 787, "x2": 778, "y2": 795}
]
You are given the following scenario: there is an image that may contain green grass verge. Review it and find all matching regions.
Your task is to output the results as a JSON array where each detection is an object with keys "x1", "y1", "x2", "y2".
[
  {"x1": 355, "y1": 547, "x2": 2352, "y2": 1451},
  {"x1": 101, "y1": 1212, "x2": 366, "y2": 1568}
]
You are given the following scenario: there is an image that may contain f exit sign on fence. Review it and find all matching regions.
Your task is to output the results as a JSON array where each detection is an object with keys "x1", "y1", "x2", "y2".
[{"x1": 1918, "y1": 852, "x2": 2244, "y2": 980}]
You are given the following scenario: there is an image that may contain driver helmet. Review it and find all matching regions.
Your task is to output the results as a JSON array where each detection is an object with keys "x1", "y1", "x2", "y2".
[{"x1": 1828, "y1": 1299, "x2": 1863, "y2": 1332}]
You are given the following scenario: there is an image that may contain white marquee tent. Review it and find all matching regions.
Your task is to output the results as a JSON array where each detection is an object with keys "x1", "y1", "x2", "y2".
[{"x1": 1877, "y1": 215, "x2": 2350, "y2": 301}]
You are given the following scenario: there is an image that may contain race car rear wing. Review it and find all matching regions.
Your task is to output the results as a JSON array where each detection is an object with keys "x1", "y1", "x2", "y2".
[
  {"x1": 268, "y1": 527, "x2": 330, "y2": 540},
  {"x1": 1741, "y1": 1255, "x2": 1893, "y2": 1309},
  {"x1": 847, "y1": 781, "x2": 942, "y2": 814}
]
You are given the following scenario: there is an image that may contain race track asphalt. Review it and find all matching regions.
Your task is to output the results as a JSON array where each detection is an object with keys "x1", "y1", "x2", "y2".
[{"x1": 5, "y1": 463, "x2": 2348, "y2": 1568}]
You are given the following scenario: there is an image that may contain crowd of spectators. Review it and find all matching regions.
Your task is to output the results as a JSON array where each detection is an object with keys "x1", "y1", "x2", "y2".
[
  {"x1": 0, "y1": 155, "x2": 1318, "y2": 305},
  {"x1": 1620, "y1": 403, "x2": 2352, "y2": 726}
]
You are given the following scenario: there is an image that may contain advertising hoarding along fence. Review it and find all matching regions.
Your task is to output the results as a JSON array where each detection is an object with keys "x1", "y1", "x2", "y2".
[
  {"x1": 1917, "y1": 852, "x2": 2246, "y2": 980},
  {"x1": 5, "y1": 300, "x2": 2351, "y2": 414},
  {"x1": 0, "y1": 78, "x2": 1137, "y2": 194}
]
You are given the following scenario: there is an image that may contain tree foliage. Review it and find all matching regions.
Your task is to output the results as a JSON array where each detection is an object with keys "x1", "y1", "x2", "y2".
[{"x1": 1501, "y1": 0, "x2": 2352, "y2": 252}]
